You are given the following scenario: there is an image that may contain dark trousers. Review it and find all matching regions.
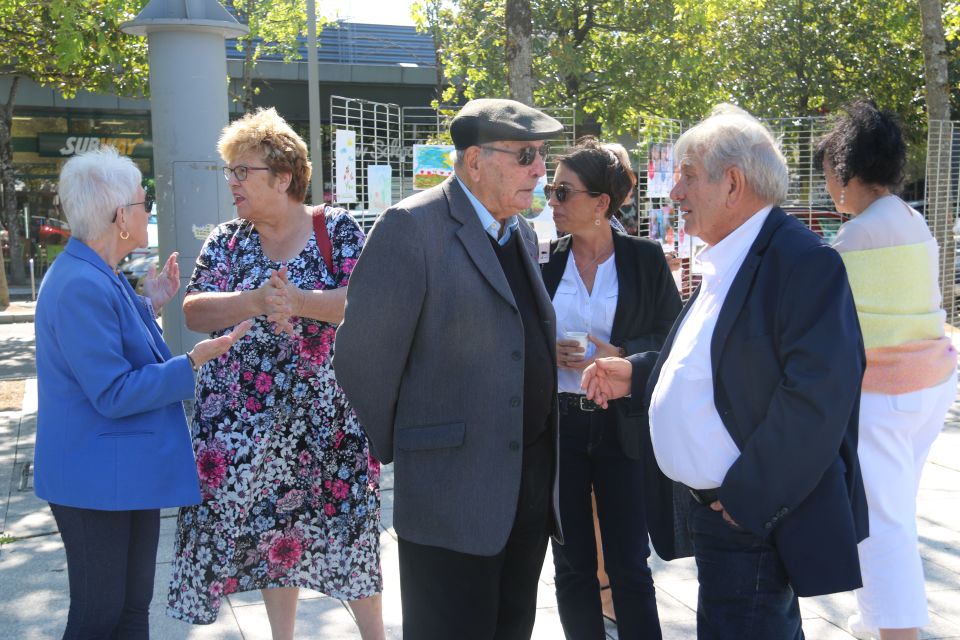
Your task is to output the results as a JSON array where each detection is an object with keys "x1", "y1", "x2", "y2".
[
  {"x1": 397, "y1": 431, "x2": 554, "y2": 640},
  {"x1": 551, "y1": 407, "x2": 661, "y2": 639},
  {"x1": 49, "y1": 503, "x2": 160, "y2": 640},
  {"x1": 690, "y1": 501, "x2": 803, "y2": 640}
]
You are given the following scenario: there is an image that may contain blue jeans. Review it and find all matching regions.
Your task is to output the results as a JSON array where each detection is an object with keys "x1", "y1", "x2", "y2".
[
  {"x1": 551, "y1": 406, "x2": 661, "y2": 639},
  {"x1": 690, "y1": 501, "x2": 803, "y2": 640},
  {"x1": 50, "y1": 503, "x2": 160, "y2": 640}
]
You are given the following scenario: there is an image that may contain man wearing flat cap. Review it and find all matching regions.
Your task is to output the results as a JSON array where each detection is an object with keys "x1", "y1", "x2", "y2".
[{"x1": 335, "y1": 98, "x2": 563, "y2": 638}]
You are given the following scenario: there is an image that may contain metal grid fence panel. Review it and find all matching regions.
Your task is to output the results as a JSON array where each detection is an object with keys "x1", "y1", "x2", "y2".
[
  {"x1": 926, "y1": 120, "x2": 958, "y2": 324},
  {"x1": 636, "y1": 114, "x2": 857, "y2": 300},
  {"x1": 329, "y1": 95, "x2": 403, "y2": 232}
]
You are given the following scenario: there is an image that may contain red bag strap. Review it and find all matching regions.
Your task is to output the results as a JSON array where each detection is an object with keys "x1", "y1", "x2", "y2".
[{"x1": 311, "y1": 205, "x2": 334, "y2": 275}]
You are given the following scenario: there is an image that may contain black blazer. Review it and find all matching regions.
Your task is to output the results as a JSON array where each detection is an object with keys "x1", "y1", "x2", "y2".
[
  {"x1": 542, "y1": 230, "x2": 682, "y2": 458},
  {"x1": 628, "y1": 207, "x2": 869, "y2": 597}
]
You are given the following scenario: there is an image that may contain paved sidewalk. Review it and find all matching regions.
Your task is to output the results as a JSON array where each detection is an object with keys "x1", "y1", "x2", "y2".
[
  {"x1": 0, "y1": 300, "x2": 36, "y2": 325},
  {"x1": 3, "y1": 372, "x2": 960, "y2": 637}
]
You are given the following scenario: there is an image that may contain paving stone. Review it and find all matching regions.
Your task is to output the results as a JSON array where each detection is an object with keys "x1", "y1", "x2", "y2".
[{"x1": 231, "y1": 595, "x2": 358, "y2": 639}]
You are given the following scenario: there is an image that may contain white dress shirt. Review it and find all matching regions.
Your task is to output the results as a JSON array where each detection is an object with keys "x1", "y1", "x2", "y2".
[
  {"x1": 648, "y1": 206, "x2": 772, "y2": 489},
  {"x1": 554, "y1": 251, "x2": 618, "y2": 394}
]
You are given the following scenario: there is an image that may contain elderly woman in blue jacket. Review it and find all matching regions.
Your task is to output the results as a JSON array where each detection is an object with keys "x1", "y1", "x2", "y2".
[{"x1": 34, "y1": 147, "x2": 250, "y2": 639}]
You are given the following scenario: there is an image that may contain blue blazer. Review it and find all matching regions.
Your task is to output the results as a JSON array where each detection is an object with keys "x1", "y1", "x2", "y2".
[
  {"x1": 628, "y1": 208, "x2": 869, "y2": 597},
  {"x1": 34, "y1": 238, "x2": 201, "y2": 510}
]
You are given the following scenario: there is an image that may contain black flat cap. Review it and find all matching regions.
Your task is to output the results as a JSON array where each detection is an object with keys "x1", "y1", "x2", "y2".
[{"x1": 450, "y1": 98, "x2": 564, "y2": 150}]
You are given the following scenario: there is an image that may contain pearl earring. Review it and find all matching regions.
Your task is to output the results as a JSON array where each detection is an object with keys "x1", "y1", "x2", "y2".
[{"x1": 839, "y1": 189, "x2": 845, "y2": 206}]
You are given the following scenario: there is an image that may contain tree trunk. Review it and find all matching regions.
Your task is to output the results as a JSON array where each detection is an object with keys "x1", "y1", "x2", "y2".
[
  {"x1": 505, "y1": 0, "x2": 533, "y2": 105},
  {"x1": 0, "y1": 75, "x2": 24, "y2": 294},
  {"x1": 919, "y1": 0, "x2": 956, "y2": 322},
  {"x1": 920, "y1": 0, "x2": 950, "y2": 121},
  {"x1": 241, "y1": 36, "x2": 256, "y2": 113}
]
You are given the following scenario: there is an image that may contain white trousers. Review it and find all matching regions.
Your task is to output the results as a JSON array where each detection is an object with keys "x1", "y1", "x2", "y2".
[{"x1": 854, "y1": 371, "x2": 957, "y2": 630}]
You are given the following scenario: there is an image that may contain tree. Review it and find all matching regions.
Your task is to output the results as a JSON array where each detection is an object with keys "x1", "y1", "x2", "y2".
[
  {"x1": 415, "y1": 0, "x2": 926, "y2": 134},
  {"x1": 920, "y1": 0, "x2": 955, "y2": 320},
  {"x1": 923, "y1": 0, "x2": 951, "y2": 120},
  {"x1": 413, "y1": 0, "x2": 676, "y2": 133},
  {"x1": 505, "y1": 0, "x2": 534, "y2": 104},
  {"x1": 0, "y1": 0, "x2": 149, "y2": 305},
  {"x1": 225, "y1": 0, "x2": 322, "y2": 113}
]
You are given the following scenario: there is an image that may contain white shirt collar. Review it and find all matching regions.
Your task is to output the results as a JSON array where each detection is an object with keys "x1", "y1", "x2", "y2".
[{"x1": 695, "y1": 206, "x2": 772, "y2": 286}]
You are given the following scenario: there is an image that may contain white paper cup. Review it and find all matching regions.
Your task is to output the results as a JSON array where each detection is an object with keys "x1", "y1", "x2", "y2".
[{"x1": 565, "y1": 331, "x2": 588, "y2": 353}]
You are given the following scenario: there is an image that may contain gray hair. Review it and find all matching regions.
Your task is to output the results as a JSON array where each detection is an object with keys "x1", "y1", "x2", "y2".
[
  {"x1": 674, "y1": 104, "x2": 788, "y2": 204},
  {"x1": 57, "y1": 147, "x2": 142, "y2": 242}
]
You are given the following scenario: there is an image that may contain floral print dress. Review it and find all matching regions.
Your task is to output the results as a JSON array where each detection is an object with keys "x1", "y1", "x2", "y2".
[{"x1": 167, "y1": 208, "x2": 381, "y2": 624}]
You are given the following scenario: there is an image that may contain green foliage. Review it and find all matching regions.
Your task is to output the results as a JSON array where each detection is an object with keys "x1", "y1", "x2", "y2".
[
  {"x1": 0, "y1": 0, "x2": 149, "y2": 97},
  {"x1": 226, "y1": 0, "x2": 325, "y2": 109},
  {"x1": 415, "y1": 0, "x2": 929, "y2": 136},
  {"x1": 227, "y1": 0, "x2": 312, "y2": 63}
]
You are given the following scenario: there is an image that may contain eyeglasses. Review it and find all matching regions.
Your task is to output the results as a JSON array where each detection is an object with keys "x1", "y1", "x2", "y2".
[
  {"x1": 480, "y1": 144, "x2": 549, "y2": 166},
  {"x1": 544, "y1": 183, "x2": 601, "y2": 203},
  {"x1": 112, "y1": 194, "x2": 154, "y2": 222},
  {"x1": 223, "y1": 165, "x2": 272, "y2": 181}
]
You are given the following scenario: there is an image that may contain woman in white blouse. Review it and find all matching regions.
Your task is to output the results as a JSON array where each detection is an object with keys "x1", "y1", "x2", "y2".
[{"x1": 541, "y1": 138, "x2": 681, "y2": 639}]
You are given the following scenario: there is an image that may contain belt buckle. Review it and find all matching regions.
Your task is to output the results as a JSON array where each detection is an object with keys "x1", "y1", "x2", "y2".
[
  {"x1": 689, "y1": 487, "x2": 718, "y2": 505},
  {"x1": 579, "y1": 396, "x2": 598, "y2": 412}
]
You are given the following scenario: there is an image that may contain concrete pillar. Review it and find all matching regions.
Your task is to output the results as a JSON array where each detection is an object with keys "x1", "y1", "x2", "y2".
[{"x1": 122, "y1": 0, "x2": 248, "y2": 354}]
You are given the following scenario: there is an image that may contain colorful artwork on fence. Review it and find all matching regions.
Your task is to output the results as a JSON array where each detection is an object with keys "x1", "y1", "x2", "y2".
[
  {"x1": 367, "y1": 165, "x2": 392, "y2": 215},
  {"x1": 412, "y1": 144, "x2": 455, "y2": 190},
  {"x1": 647, "y1": 204, "x2": 675, "y2": 250},
  {"x1": 646, "y1": 142, "x2": 675, "y2": 199},
  {"x1": 335, "y1": 129, "x2": 357, "y2": 203}
]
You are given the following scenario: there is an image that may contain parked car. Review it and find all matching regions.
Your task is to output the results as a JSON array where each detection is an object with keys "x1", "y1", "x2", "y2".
[
  {"x1": 38, "y1": 220, "x2": 71, "y2": 245},
  {"x1": 119, "y1": 246, "x2": 159, "y2": 295},
  {"x1": 782, "y1": 207, "x2": 848, "y2": 244}
]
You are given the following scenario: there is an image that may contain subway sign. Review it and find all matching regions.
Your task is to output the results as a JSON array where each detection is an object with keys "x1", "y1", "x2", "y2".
[{"x1": 37, "y1": 133, "x2": 153, "y2": 158}]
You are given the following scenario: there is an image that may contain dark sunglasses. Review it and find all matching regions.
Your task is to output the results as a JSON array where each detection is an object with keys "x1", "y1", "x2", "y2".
[
  {"x1": 112, "y1": 194, "x2": 154, "y2": 222},
  {"x1": 223, "y1": 165, "x2": 272, "y2": 181},
  {"x1": 544, "y1": 183, "x2": 601, "y2": 203},
  {"x1": 481, "y1": 144, "x2": 549, "y2": 166}
]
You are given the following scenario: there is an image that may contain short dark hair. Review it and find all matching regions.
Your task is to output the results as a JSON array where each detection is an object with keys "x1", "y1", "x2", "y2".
[
  {"x1": 557, "y1": 137, "x2": 637, "y2": 218},
  {"x1": 814, "y1": 98, "x2": 906, "y2": 189}
]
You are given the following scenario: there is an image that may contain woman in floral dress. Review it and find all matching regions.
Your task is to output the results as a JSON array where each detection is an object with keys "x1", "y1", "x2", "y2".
[{"x1": 166, "y1": 108, "x2": 384, "y2": 640}]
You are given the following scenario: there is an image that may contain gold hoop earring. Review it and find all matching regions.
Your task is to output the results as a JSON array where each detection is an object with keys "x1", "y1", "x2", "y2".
[{"x1": 120, "y1": 231, "x2": 130, "y2": 240}]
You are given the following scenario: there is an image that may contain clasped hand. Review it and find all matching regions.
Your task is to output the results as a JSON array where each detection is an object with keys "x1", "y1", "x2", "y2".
[{"x1": 261, "y1": 266, "x2": 306, "y2": 335}]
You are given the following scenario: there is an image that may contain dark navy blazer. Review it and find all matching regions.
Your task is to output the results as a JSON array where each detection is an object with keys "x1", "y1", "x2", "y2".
[
  {"x1": 628, "y1": 207, "x2": 869, "y2": 597},
  {"x1": 34, "y1": 238, "x2": 200, "y2": 510}
]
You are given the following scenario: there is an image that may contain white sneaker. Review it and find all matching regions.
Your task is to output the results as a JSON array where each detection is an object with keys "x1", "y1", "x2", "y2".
[{"x1": 847, "y1": 613, "x2": 878, "y2": 640}]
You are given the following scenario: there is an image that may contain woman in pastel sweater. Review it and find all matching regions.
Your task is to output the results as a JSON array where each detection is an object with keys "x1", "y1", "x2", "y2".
[{"x1": 815, "y1": 99, "x2": 957, "y2": 640}]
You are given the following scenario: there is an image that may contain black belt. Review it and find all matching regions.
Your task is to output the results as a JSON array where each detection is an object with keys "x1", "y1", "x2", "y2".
[
  {"x1": 558, "y1": 392, "x2": 602, "y2": 413},
  {"x1": 687, "y1": 487, "x2": 720, "y2": 505}
]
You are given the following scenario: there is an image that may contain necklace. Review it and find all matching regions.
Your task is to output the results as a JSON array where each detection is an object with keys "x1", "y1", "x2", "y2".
[{"x1": 574, "y1": 243, "x2": 613, "y2": 277}]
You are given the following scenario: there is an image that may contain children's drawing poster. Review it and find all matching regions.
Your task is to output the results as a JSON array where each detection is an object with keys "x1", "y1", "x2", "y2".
[
  {"x1": 412, "y1": 144, "x2": 455, "y2": 190},
  {"x1": 367, "y1": 164, "x2": 392, "y2": 214},
  {"x1": 335, "y1": 129, "x2": 357, "y2": 203}
]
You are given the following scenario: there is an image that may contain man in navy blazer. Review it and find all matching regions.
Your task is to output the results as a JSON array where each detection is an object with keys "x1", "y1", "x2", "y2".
[{"x1": 583, "y1": 105, "x2": 868, "y2": 639}]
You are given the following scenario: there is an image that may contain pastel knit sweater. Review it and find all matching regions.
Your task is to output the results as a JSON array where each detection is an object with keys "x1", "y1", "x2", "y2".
[{"x1": 834, "y1": 196, "x2": 956, "y2": 394}]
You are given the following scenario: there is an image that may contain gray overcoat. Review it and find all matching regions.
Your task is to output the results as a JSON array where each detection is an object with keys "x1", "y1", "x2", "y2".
[{"x1": 333, "y1": 177, "x2": 561, "y2": 556}]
